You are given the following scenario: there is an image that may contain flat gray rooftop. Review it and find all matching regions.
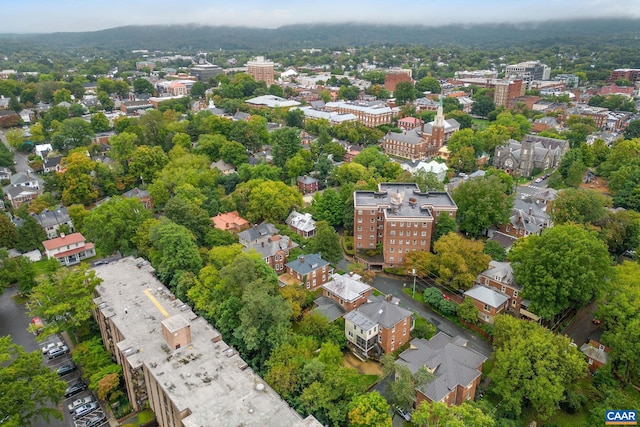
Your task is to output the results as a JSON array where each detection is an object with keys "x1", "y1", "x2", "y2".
[
  {"x1": 355, "y1": 183, "x2": 456, "y2": 218},
  {"x1": 93, "y1": 257, "x2": 320, "y2": 427}
]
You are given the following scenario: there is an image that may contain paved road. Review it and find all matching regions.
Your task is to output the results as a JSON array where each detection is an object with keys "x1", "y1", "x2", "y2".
[
  {"x1": 0, "y1": 129, "x2": 43, "y2": 186},
  {"x1": 373, "y1": 275, "x2": 493, "y2": 358}
]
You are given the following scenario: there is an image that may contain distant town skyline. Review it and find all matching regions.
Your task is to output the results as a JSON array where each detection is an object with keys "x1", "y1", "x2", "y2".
[{"x1": 4, "y1": 0, "x2": 640, "y2": 34}]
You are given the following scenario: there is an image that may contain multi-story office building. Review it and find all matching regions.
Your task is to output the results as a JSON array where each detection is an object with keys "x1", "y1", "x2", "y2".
[
  {"x1": 92, "y1": 257, "x2": 321, "y2": 427},
  {"x1": 505, "y1": 61, "x2": 550, "y2": 89},
  {"x1": 353, "y1": 183, "x2": 457, "y2": 268},
  {"x1": 247, "y1": 56, "x2": 275, "y2": 86},
  {"x1": 189, "y1": 62, "x2": 223, "y2": 81},
  {"x1": 608, "y1": 68, "x2": 640, "y2": 84},
  {"x1": 324, "y1": 100, "x2": 394, "y2": 128}
]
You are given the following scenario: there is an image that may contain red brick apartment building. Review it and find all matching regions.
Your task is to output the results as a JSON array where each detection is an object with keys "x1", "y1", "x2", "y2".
[{"x1": 353, "y1": 183, "x2": 457, "y2": 268}]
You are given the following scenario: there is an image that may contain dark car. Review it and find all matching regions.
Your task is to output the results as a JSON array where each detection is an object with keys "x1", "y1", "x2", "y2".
[
  {"x1": 65, "y1": 381, "x2": 87, "y2": 398},
  {"x1": 56, "y1": 363, "x2": 77, "y2": 376},
  {"x1": 84, "y1": 413, "x2": 106, "y2": 427}
]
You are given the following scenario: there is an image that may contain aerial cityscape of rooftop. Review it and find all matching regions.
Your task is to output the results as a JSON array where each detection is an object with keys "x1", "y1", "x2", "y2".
[{"x1": 0, "y1": 5, "x2": 639, "y2": 427}]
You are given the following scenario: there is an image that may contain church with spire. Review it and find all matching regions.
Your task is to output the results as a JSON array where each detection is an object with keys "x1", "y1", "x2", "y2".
[{"x1": 382, "y1": 96, "x2": 460, "y2": 161}]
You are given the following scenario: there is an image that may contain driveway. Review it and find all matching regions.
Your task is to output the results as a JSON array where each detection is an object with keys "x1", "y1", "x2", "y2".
[
  {"x1": 373, "y1": 275, "x2": 493, "y2": 358},
  {"x1": 562, "y1": 301, "x2": 601, "y2": 345}
]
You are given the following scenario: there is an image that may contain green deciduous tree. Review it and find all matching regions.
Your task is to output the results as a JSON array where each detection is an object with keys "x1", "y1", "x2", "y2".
[
  {"x1": 15, "y1": 215, "x2": 46, "y2": 253},
  {"x1": 412, "y1": 401, "x2": 495, "y2": 427},
  {"x1": 347, "y1": 391, "x2": 392, "y2": 427},
  {"x1": 483, "y1": 239, "x2": 506, "y2": 261},
  {"x1": 132, "y1": 78, "x2": 154, "y2": 95},
  {"x1": 492, "y1": 315, "x2": 587, "y2": 420},
  {"x1": 452, "y1": 175, "x2": 513, "y2": 238},
  {"x1": 0, "y1": 214, "x2": 18, "y2": 249},
  {"x1": 311, "y1": 188, "x2": 344, "y2": 227},
  {"x1": 393, "y1": 81, "x2": 417, "y2": 105},
  {"x1": 245, "y1": 180, "x2": 302, "y2": 223},
  {"x1": 271, "y1": 127, "x2": 301, "y2": 168},
  {"x1": 0, "y1": 336, "x2": 67, "y2": 426},
  {"x1": 146, "y1": 218, "x2": 203, "y2": 283},
  {"x1": 83, "y1": 196, "x2": 152, "y2": 255},
  {"x1": 28, "y1": 264, "x2": 102, "y2": 340},
  {"x1": 415, "y1": 77, "x2": 441, "y2": 94},
  {"x1": 381, "y1": 354, "x2": 433, "y2": 411},
  {"x1": 52, "y1": 117, "x2": 94, "y2": 151},
  {"x1": 599, "y1": 209, "x2": 640, "y2": 256},
  {"x1": 431, "y1": 233, "x2": 491, "y2": 289},
  {"x1": 549, "y1": 188, "x2": 610, "y2": 226},
  {"x1": 306, "y1": 221, "x2": 342, "y2": 264},
  {"x1": 509, "y1": 224, "x2": 612, "y2": 320},
  {"x1": 457, "y1": 297, "x2": 480, "y2": 324}
]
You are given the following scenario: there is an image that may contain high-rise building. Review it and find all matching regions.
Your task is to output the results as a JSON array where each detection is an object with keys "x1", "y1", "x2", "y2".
[
  {"x1": 247, "y1": 56, "x2": 275, "y2": 86},
  {"x1": 353, "y1": 183, "x2": 457, "y2": 268},
  {"x1": 493, "y1": 79, "x2": 525, "y2": 107},
  {"x1": 189, "y1": 62, "x2": 223, "y2": 81}
]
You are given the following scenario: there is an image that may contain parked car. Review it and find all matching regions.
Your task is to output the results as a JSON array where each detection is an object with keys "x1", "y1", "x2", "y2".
[
  {"x1": 47, "y1": 345, "x2": 69, "y2": 359},
  {"x1": 395, "y1": 406, "x2": 412, "y2": 421},
  {"x1": 56, "y1": 363, "x2": 77, "y2": 376},
  {"x1": 65, "y1": 381, "x2": 87, "y2": 398},
  {"x1": 41, "y1": 341, "x2": 64, "y2": 354},
  {"x1": 73, "y1": 402, "x2": 98, "y2": 419},
  {"x1": 68, "y1": 395, "x2": 95, "y2": 413},
  {"x1": 83, "y1": 413, "x2": 106, "y2": 427},
  {"x1": 534, "y1": 177, "x2": 543, "y2": 183}
]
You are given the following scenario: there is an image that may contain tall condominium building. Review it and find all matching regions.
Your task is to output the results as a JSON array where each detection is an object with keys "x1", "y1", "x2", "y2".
[
  {"x1": 353, "y1": 183, "x2": 457, "y2": 268},
  {"x1": 92, "y1": 257, "x2": 321, "y2": 427},
  {"x1": 493, "y1": 79, "x2": 525, "y2": 107},
  {"x1": 247, "y1": 56, "x2": 275, "y2": 86}
]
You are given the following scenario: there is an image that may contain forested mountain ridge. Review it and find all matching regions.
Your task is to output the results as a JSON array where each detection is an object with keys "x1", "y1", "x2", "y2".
[{"x1": 1, "y1": 18, "x2": 639, "y2": 51}]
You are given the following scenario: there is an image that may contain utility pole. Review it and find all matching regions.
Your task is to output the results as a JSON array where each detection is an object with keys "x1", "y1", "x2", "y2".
[{"x1": 412, "y1": 268, "x2": 417, "y2": 298}]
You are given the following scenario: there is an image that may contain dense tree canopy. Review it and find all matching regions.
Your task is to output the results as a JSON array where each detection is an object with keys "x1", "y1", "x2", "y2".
[
  {"x1": 452, "y1": 175, "x2": 514, "y2": 237},
  {"x1": 492, "y1": 315, "x2": 586, "y2": 419},
  {"x1": 509, "y1": 224, "x2": 612, "y2": 320},
  {"x1": 0, "y1": 336, "x2": 67, "y2": 426}
]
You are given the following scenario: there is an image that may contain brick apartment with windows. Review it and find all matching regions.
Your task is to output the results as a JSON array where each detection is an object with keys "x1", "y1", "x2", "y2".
[
  {"x1": 353, "y1": 183, "x2": 457, "y2": 268},
  {"x1": 397, "y1": 333, "x2": 487, "y2": 407},
  {"x1": 280, "y1": 253, "x2": 332, "y2": 290},
  {"x1": 344, "y1": 295, "x2": 413, "y2": 356}
]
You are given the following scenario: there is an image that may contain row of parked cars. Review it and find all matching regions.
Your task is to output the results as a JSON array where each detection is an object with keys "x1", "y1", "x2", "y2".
[{"x1": 39, "y1": 332, "x2": 107, "y2": 427}]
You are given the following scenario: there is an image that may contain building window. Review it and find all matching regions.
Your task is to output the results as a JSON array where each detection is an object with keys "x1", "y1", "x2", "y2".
[
  {"x1": 398, "y1": 257, "x2": 403, "y2": 262},
  {"x1": 390, "y1": 231, "x2": 395, "y2": 236},
  {"x1": 403, "y1": 328, "x2": 406, "y2": 336},
  {"x1": 421, "y1": 231, "x2": 427, "y2": 237},
  {"x1": 391, "y1": 222, "x2": 396, "y2": 227},
  {"x1": 370, "y1": 227, "x2": 374, "y2": 231},
  {"x1": 357, "y1": 227, "x2": 362, "y2": 231},
  {"x1": 390, "y1": 248, "x2": 394, "y2": 253},
  {"x1": 399, "y1": 222, "x2": 404, "y2": 227},
  {"x1": 514, "y1": 291, "x2": 519, "y2": 297},
  {"x1": 422, "y1": 222, "x2": 427, "y2": 227},
  {"x1": 378, "y1": 335, "x2": 382, "y2": 343},
  {"x1": 484, "y1": 304, "x2": 490, "y2": 312},
  {"x1": 358, "y1": 218, "x2": 362, "y2": 223},
  {"x1": 370, "y1": 218, "x2": 375, "y2": 223},
  {"x1": 501, "y1": 285, "x2": 506, "y2": 292},
  {"x1": 357, "y1": 235, "x2": 362, "y2": 239},
  {"x1": 512, "y1": 299, "x2": 516, "y2": 306},
  {"x1": 357, "y1": 210, "x2": 363, "y2": 215},
  {"x1": 389, "y1": 256, "x2": 394, "y2": 262}
]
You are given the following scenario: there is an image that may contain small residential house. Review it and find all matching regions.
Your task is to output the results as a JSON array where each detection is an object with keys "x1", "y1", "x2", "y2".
[
  {"x1": 400, "y1": 159, "x2": 449, "y2": 181},
  {"x1": 32, "y1": 206, "x2": 74, "y2": 239},
  {"x1": 34, "y1": 144, "x2": 53, "y2": 160},
  {"x1": 344, "y1": 295, "x2": 413, "y2": 357},
  {"x1": 238, "y1": 223, "x2": 279, "y2": 247},
  {"x1": 285, "y1": 210, "x2": 316, "y2": 238},
  {"x1": 463, "y1": 284, "x2": 509, "y2": 324},
  {"x1": 210, "y1": 159, "x2": 237, "y2": 176},
  {"x1": 238, "y1": 223, "x2": 297, "y2": 273},
  {"x1": 42, "y1": 233, "x2": 95, "y2": 266},
  {"x1": 211, "y1": 211, "x2": 250, "y2": 234},
  {"x1": 475, "y1": 260, "x2": 538, "y2": 321},
  {"x1": 122, "y1": 187, "x2": 153, "y2": 210},
  {"x1": 314, "y1": 272, "x2": 372, "y2": 321},
  {"x1": 3, "y1": 171, "x2": 41, "y2": 209},
  {"x1": 43, "y1": 156, "x2": 63, "y2": 173},
  {"x1": 580, "y1": 339, "x2": 610, "y2": 372},
  {"x1": 297, "y1": 176, "x2": 320, "y2": 194},
  {"x1": 397, "y1": 333, "x2": 487, "y2": 407},
  {"x1": 497, "y1": 191, "x2": 554, "y2": 239},
  {"x1": 280, "y1": 253, "x2": 332, "y2": 290},
  {"x1": 0, "y1": 166, "x2": 11, "y2": 181}
]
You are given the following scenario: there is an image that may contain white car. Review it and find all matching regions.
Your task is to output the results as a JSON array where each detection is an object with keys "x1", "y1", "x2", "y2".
[
  {"x1": 41, "y1": 341, "x2": 64, "y2": 354},
  {"x1": 47, "y1": 345, "x2": 69, "y2": 359},
  {"x1": 534, "y1": 178, "x2": 543, "y2": 183},
  {"x1": 68, "y1": 396, "x2": 95, "y2": 413},
  {"x1": 73, "y1": 402, "x2": 98, "y2": 419}
]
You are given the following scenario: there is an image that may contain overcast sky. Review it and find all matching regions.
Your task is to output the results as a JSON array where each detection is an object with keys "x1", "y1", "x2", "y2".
[{"x1": 4, "y1": 0, "x2": 639, "y2": 33}]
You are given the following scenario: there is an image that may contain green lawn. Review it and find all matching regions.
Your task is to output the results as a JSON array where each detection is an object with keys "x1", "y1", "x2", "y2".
[{"x1": 472, "y1": 118, "x2": 490, "y2": 130}]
